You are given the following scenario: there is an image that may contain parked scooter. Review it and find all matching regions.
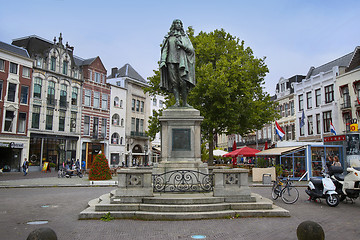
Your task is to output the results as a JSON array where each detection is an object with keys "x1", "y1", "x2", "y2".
[
  {"x1": 329, "y1": 165, "x2": 360, "y2": 202},
  {"x1": 58, "y1": 166, "x2": 83, "y2": 178},
  {"x1": 305, "y1": 171, "x2": 340, "y2": 207}
]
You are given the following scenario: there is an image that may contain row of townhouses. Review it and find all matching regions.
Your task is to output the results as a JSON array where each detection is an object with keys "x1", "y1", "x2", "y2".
[
  {"x1": 0, "y1": 34, "x2": 163, "y2": 172},
  {"x1": 221, "y1": 46, "x2": 360, "y2": 152}
]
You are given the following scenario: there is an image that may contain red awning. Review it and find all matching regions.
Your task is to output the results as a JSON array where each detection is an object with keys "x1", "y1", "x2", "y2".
[{"x1": 223, "y1": 146, "x2": 260, "y2": 158}]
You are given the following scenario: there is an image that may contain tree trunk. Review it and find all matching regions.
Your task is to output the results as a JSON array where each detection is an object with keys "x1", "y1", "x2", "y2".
[{"x1": 208, "y1": 132, "x2": 214, "y2": 166}]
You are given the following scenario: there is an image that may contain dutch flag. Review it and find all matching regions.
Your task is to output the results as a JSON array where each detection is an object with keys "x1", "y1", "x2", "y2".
[
  {"x1": 275, "y1": 121, "x2": 285, "y2": 140},
  {"x1": 330, "y1": 122, "x2": 336, "y2": 135}
]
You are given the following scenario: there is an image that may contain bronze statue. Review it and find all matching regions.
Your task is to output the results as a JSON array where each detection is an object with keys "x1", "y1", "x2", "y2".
[{"x1": 160, "y1": 19, "x2": 195, "y2": 107}]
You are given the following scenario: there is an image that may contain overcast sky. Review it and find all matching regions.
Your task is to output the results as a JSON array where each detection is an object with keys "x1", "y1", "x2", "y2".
[{"x1": 1, "y1": 0, "x2": 360, "y2": 95}]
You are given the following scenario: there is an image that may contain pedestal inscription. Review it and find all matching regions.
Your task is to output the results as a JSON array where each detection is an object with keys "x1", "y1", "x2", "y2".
[{"x1": 172, "y1": 128, "x2": 191, "y2": 151}]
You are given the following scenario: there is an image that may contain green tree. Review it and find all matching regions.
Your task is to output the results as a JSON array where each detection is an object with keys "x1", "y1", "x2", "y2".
[
  {"x1": 145, "y1": 28, "x2": 278, "y2": 164},
  {"x1": 89, "y1": 153, "x2": 112, "y2": 180}
]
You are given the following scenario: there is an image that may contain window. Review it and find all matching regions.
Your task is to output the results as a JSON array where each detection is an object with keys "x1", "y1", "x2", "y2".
[
  {"x1": 298, "y1": 94, "x2": 303, "y2": 111},
  {"x1": 32, "y1": 106, "x2": 41, "y2": 129},
  {"x1": 94, "y1": 92, "x2": 100, "y2": 109},
  {"x1": 131, "y1": 117, "x2": 135, "y2": 131},
  {"x1": 290, "y1": 101, "x2": 294, "y2": 115},
  {"x1": 112, "y1": 114, "x2": 120, "y2": 126},
  {"x1": 36, "y1": 58, "x2": 42, "y2": 67},
  {"x1": 284, "y1": 103, "x2": 289, "y2": 117},
  {"x1": 93, "y1": 117, "x2": 99, "y2": 138},
  {"x1": 102, "y1": 94, "x2": 108, "y2": 110},
  {"x1": 0, "y1": 80, "x2": 3, "y2": 99},
  {"x1": 70, "y1": 112, "x2": 76, "y2": 132},
  {"x1": 89, "y1": 70, "x2": 92, "y2": 81},
  {"x1": 121, "y1": 118, "x2": 124, "y2": 127},
  {"x1": 10, "y1": 62, "x2": 18, "y2": 74},
  {"x1": 308, "y1": 115, "x2": 313, "y2": 135},
  {"x1": 50, "y1": 57, "x2": 56, "y2": 71},
  {"x1": 22, "y1": 67, "x2": 30, "y2": 78},
  {"x1": 0, "y1": 59, "x2": 4, "y2": 71},
  {"x1": 101, "y1": 118, "x2": 107, "y2": 138},
  {"x1": 279, "y1": 105, "x2": 283, "y2": 117},
  {"x1": 46, "y1": 108, "x2": 54, "y2": 130},
  {"x1": 114, "y1": 97, "x2": 119, "y2": 107},
  {"x1": 74, "y1": 70, "x2": 78, "y2": 79},
  {"x1": 325, "y1": 85, "x2": 334, "y2": 103},
  {"x1": 60, "y1": 84, "x2": 67, "y2": 108},
  {"x1": 7, "y1": 83, "x2": 16, "y2": 102},
  {"x1": 136, "y1": 118, "x2": 140, "y2": 132},
  {"x1": 140, "y1": 101, "x2": 144, "y2": 113},
  {"x1": 59, "y1": 110, "x2": 65, "y2": 131},
  {"x1": 316, "y1": 114, "x2": 321, "y2": 134},
  {"x1": 47, "y1": 81, "x2": 55, "y2": 105},
  {"x1": 34, "y1": 77, "x2": 42, "y2": 98},
  {"x1": 342, "y1": 86, "x2": 350, "y2": 108},
  {"x1": 291, "y1": 124, "x2": 295, "y2": 140},
  {"x1": 95, "y1": 72, "x2": 101, "y2": 83},
  {"x1": 120, "y1": 137, "x2": 124, "y2": 145},
  {"x1": 4, "y1": 110, "x2": 14, "y2": 132},
  {"x1": 17, "y1": 112, "x2": 26, "y2": 133},
  {"x1": 159, "y1": 100, "x2": 164, "y2": 108},
  {"x1": 136, "y1": 100, "x2": 140, "y2": 112},
  {"x1": 20, "y1": 86, "x2": 29, "y2": 104},
  {"x1": 140, "y1": 119, "x2": 144, "y2": 133},
  {"x1": 84, "y1": 89, "x2": 91, "y2": 107},
  {"x1": 323, "y1": 111, "x2": 332, "y2": 133},
  {"x1": 62, "y1": 61, "x2": 68, "y2": 75},
  {"x1": 84, "y1": 116, "x2": 90, "y2": 135},
  {"x1": 120, "y1": 100, "x2": 123, "y2": 108},
  {"x1": 111, "y1": 133, "x2": 119, "y2": 144},
  {"x1": 315, "y1": 89, "x2": 321, "y2": 107},
  {"x1": 299, "y1": 117, "x2": 304, "y2": 136},
  {"x1": 132, "y1": 99, "x2": 135, "y2": 111},
  {"x1": 71, "y1": 87, "x2": 78, "y2": 105},
  {"x1": 153, "y1": 98, "x2": 157, "y2": 106},
  {"x1": 306, "y1": 92, "x2": 312, "y2": 109}
]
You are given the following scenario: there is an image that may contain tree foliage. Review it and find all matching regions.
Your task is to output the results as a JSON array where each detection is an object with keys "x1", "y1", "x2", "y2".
[
  {"x1": 145, "y1": 28, "x2": 278, "y2": 164},
  {"x1": 89, "y1": 153, "x2": 112, "y2": 180}
]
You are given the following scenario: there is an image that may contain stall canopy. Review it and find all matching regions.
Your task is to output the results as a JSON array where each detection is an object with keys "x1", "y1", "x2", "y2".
[
  {"x1": 255, "y1": 146, "x2": 304, "y2": 156},
  {"x1": 223, "y1": 146, "x2": 260, "y2": 158},
  {"x1": 213, "y1": 149, "x2": 228, "y2": 156}
]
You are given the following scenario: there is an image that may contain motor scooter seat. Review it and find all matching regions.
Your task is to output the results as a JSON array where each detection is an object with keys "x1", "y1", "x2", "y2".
[
  {"x1": 310, "y1": 177, "x2": 323, "y2": 187},
  {"x1": 333, "y1": 173, "x2": 345, "y2": 181}
]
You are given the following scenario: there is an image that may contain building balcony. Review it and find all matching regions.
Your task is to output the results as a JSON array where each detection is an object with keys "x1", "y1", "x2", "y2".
[
  {"x1": 341, "y1": 101, "x2": 351, "y2": 110},
  {"x1": 130, "y1": 131, "x2": 148, "y2": 139}
]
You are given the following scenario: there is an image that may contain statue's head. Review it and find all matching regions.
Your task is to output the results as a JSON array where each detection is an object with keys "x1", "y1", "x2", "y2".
[{"x1": 169, "y1": 19, "x2": 185, "y2": 35}]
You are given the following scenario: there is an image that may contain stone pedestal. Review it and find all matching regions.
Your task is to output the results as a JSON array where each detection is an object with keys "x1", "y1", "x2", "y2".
[
  {"x1": 153, "y1": 107, "x2": 208, "y2": 174},
  {"x1": 213, "y1": 168, "x2": 254, "y2": 202}
]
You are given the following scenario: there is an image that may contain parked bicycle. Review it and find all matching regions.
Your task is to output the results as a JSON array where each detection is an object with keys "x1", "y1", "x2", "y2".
[{"x1": 271, "y1": 175, "x2": 299, "y2": 204}]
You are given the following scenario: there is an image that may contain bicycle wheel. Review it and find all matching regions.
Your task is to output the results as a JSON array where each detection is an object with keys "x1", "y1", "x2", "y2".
[
  {"x1": 281, "y1": 186, "x2": 299, "y2": 204},
  {"x1": 271, "y1": 183, "x2": 281, "y2": 200}
]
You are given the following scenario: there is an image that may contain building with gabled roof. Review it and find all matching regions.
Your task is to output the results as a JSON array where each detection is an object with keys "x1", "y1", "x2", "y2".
[{"x1": 0, "y1": 41, "x2": 33, "y2": 171}]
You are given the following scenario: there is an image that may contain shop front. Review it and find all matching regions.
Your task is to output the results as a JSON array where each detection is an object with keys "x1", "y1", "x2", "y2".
[
  {"x1": 0, "y1": 141, "x2": 26, "y2": 172},
  {"x1": 29, "y1": 133, "x2": 79, "y2": 171}
]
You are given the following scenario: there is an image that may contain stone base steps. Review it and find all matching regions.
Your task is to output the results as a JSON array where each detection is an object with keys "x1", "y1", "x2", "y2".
[{"x1": 79, "y1": 192, "x2": 290, "y2": 220}]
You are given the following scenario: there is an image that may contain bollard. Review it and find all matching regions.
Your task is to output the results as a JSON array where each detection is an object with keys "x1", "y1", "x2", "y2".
[
  {"x1": 297, "y1": 220, "x2": 325, "y2": 240},
  {"x1": 27, "y1": 227, "x2": 57, "y2": 240}
]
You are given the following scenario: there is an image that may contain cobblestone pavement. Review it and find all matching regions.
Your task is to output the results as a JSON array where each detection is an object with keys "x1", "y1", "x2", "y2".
[{"x1": 0, "y1": 181, "x2": 359, "y2": 240}]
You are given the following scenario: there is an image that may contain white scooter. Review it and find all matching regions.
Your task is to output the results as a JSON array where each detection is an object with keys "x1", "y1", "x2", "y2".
[
  {"x1": 329, "y1": 165, "x2": 360, "y2": 202},
  {"x1": 305, "y1": 171, "x2": 340, "y2": 207}
]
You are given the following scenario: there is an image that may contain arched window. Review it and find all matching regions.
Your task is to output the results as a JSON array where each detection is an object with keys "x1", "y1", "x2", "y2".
[
  {"x1": 34, "y1": 77, "x2": 42, "y2": 98},
  {"x1": 121, "y1": 118, "x2": 124, "y2": 127},
  {"x1": 60, "y1": 84, "x2": 67, "y2": 107},
  {"x1": 114, "y1": 97, "x2": 119, "y2": 107},
  {"x1": 111, "y1": 133, "x2": 119, "y2": 144},
  {"x1": 72, "y1": 87, "x2": 78, "y2": 105},
  {"x1": 112, "y1": 114, "x2": 120, "y2": 126},
  {"x1": 47, "y1": 81, "x2": 55, "y2": 105}
]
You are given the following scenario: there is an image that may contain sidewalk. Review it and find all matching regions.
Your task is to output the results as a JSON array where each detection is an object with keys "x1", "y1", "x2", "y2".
[{"x1": 0, "y1": 171, "x2": 308, "y2": 188}]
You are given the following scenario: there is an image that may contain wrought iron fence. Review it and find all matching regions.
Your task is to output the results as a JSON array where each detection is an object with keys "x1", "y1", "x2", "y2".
[{"x1": 152, "y1": 170, "x2": 213, "y2": 192}]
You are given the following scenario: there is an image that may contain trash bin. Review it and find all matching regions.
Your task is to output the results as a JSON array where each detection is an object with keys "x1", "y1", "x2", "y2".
[{"x1": 262, "y1": 173, "x2": 272, "y2": 185}]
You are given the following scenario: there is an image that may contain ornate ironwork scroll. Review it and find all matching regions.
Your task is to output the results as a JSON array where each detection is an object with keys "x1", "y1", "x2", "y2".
[{"x1": 152, "y1": 170, "x2": 213, "y2": 192}]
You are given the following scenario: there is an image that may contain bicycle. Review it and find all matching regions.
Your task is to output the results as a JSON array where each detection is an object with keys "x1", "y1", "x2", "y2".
[{"x1": 271, "y1": 175, "x2": 299, "y2": 204}]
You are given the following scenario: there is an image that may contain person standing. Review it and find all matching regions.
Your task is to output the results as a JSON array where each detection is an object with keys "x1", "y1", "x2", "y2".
[
  {"x1": 160, "y1": 19, "x2": 195, "y2": 107},
  {"x1": 23, "y1": 158, "x2": 29, "y2": 176}
]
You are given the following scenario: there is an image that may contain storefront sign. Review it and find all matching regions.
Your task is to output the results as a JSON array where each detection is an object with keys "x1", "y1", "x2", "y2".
[
  {"x1": 350, "y1": 123, "x2": 358, "y2": 132},
  {"x1": 324, "y1": 135, "x2": 346, "y2": 142},
  {"x1": 0, "y1": 142, "x2": 24, "y2": 148}
]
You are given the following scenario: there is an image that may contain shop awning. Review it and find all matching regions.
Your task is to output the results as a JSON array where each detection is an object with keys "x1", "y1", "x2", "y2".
[{"x1": 255, "y1": 146, "x2": 305, "y2": 156}]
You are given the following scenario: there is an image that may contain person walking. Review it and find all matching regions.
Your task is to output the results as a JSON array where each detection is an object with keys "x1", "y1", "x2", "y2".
[{"x1": 23, "y1": 158, "x2": 29, "y2": 176}]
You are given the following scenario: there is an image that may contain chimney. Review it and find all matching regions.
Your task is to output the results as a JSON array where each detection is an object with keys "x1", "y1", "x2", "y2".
[{"x1": 111, "y1": 67, "x2": 118, "y2": 78}]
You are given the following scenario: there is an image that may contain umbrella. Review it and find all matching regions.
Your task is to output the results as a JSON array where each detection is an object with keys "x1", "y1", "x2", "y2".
[
  {"x1": 213, "y1": 149, "x2": 228, "y2": 156},
  {"x1": 223, "y1": 146, "x2": 260, "y2": 158}
]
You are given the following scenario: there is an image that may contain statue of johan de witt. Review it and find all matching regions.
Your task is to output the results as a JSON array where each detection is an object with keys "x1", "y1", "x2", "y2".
[{"x1": 159, "y1": 19, "x2": 195, "y2": 107}]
